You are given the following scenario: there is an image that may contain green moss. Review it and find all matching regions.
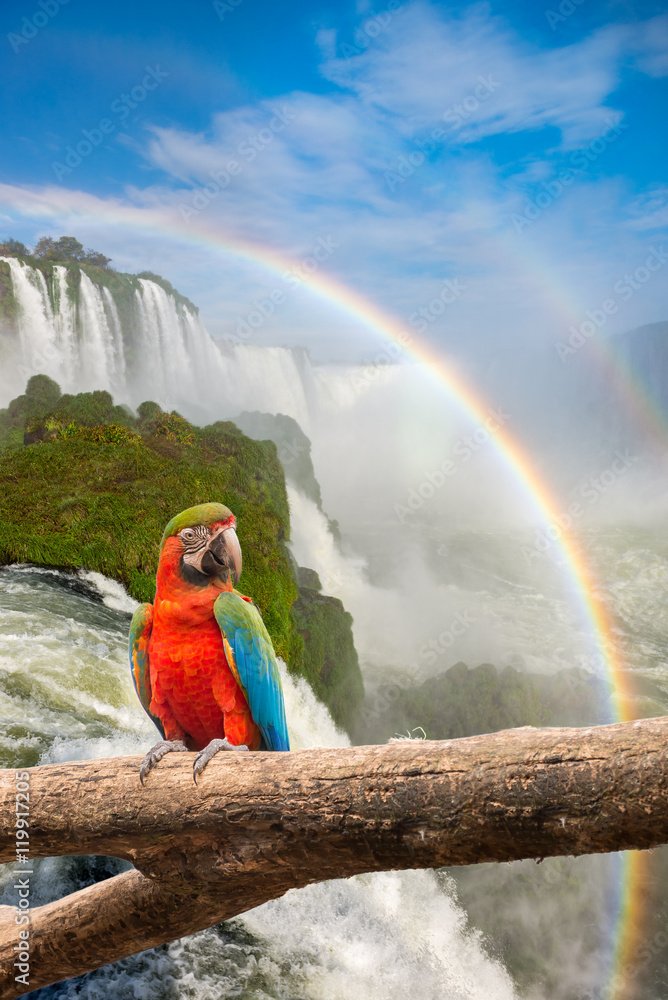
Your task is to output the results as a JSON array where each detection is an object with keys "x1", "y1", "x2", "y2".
[
  {"x1": 0, "y1": 259, "x2": 18, "y2": 326},
  {"x1": 26, "y1": 374, "x2": 62, "y2": 411},
  {"x1": 0, "y1": 422, "x2": 24, "y2": 453},
  {"x1": 291, "y1": 587, "x2": 365, "y2": 731},
  {"x1": 50, "y1": 390, "x2": 115, "y2": 427},
  {"x1": 136, "y1": 400, "x2": 162, "y2": 425},
  {"x1": 65, "y1": 264, "x2": 80, "y2": 305},
  {"x1": 58, "y1": 423, "x2": 142, "y2": 445},
  {"x1": 2, "y1": 375, "x2": 63, "y2": 450}
]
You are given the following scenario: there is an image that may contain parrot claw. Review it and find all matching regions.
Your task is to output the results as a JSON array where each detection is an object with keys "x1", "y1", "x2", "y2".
[
  {"x1": 193, "y1": 738, "x2": 249, "y2": 783},
  {"x1": 139, "y1": 739, "x2": 188, "y2": 785}
]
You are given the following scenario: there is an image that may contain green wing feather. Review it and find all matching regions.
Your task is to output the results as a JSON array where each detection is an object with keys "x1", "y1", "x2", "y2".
[
  {"x1": 129, "y1": 603, "x2": 165, "y2": 739},
  {"x1": 213, "y1": 591, "x2": 290, "y2": 751}
]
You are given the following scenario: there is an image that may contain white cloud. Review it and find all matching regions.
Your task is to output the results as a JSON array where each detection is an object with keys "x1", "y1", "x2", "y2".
[
  {"x1": 321, "y1": 4, "x2": 667, "y2": 148},
  {"x1": 627, "y1": 14, "x2": 668, "y2": 77},
  {"x1": 626, "y1": 186, "x2": 668, "y2": 232},
  {"x1": 0, "y1": 3, "x2": 665, "y2": 362}
]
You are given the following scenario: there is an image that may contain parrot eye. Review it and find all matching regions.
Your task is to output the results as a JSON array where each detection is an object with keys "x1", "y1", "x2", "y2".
[{"x1": 181, "y1": 528, "x2": 196, "y2": 542}]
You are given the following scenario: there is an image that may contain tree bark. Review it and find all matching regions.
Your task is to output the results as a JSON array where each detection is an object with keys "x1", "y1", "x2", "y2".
[{"x1": 1, "y1": 718, "x2": 668, "y2": 997}]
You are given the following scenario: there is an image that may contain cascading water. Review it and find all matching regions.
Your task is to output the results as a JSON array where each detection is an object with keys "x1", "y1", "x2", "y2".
[
  {"x1": 2, "y1": 258, "x2": 64, "y2": 392},
  {"x1": 0, "y1": 259, "x2": 318, "y2": 424},
  {"x1": 77, "y1": 273, "x2": 124, "y2": 391},
  {"x1": 132, "y1": 278, "x2": 199, "y2": 404},
  {"x1": 51, "y1": 266, "x2": 79, "y2": 386},
  {"x1": 0, "y1": 260, "x2": 215, "y2": 410}
]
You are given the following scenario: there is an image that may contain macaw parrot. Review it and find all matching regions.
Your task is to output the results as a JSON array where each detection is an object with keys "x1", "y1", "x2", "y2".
[{"x1": 129, "y1": 502, "x2": 290, "y2": 783}]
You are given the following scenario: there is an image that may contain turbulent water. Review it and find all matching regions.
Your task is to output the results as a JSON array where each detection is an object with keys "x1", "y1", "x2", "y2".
[{"x1": 2, "y1": 260, "x2": 668, "y2": 996}]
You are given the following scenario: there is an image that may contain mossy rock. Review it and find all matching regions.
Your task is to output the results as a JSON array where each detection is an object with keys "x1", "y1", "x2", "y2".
[
  {"x1": 290, "y1": 587, "x2": 364, "y2": 731},
  {"x1": 234, "y1": 410, "x2": 323, "y2": 508},
  {"x1": 0, "y1": 259, "x2": 19, "y2": 326}
]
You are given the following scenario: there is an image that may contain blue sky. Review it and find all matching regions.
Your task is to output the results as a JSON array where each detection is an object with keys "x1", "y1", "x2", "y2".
[{"x1": 1, "y1": 0, "x2": 666, "y2": 360}]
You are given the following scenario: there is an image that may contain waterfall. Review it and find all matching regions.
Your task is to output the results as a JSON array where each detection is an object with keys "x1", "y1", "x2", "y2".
[
  {"x1": 52, "y1": 264, "x2": 79, "y2": 386},
  {"x1": 0, "y1": 258, "x2": 325, "y2": 427},
  {"x1": 77, "y1": 272, "x2": 124, "y2": 391},
  {"x1": 2, "y1": 256, "x2": 65, "y2": 393},
  {"x1": 214, "y1": 342, "x2": 317, "y2": 430},
  {"x1": 132, "y1": 278, "x2": 198, "y2": 404},
  {"x1": 0, "y1": 259, "x2": 227, "y2": 413}
]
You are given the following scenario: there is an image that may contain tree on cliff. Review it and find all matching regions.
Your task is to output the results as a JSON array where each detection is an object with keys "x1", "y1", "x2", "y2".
[
  {"x1": 32, "y1": 235, "x2": 111, "y2": 268},
  {"x1": 1, "y1": 717, "x2": 667, "y2": 998},
  {"x1": 0, "y1": 238, "x2": 29, "y2": 258}
]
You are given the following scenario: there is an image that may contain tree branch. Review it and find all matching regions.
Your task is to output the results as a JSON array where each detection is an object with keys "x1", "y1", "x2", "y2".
[{"x1": 2, "y1": 718, "x2": 668, "y2": 997}]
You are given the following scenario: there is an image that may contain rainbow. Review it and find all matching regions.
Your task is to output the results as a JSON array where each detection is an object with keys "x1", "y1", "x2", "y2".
[
  {"x1": 591, "y1": 335, "x2": 668, "y2": 452},
  {"x1": 0, "y1": 187, "x2": 648, "y2": 996},
  {"x1": 500, "y1": 234, "x2": 668, "y2": 453}
]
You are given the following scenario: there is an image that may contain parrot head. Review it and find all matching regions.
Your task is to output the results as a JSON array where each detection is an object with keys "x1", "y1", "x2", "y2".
[{"x1": 160, "y1": 502, "x2": 242, "y2": 586}]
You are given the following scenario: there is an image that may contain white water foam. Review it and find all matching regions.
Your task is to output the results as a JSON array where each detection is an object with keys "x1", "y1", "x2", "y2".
[
  {"x1": 236, "y1": 871, "x2": 519, "y2": 1000},
  {"x1": 78, "y1": 569, "x2": 140, "y2": 614},
  {"x1": 279, "y1": 662, "x2": 350, "y2": 749}
]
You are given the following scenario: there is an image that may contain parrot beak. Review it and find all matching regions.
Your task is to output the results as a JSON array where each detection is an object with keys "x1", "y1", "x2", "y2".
[
  {"x1": 201, "y1": 524, "x2": 242, "y2": 584},
  {"x1": 222, "y1": 525, "x2": 242, "y2": 585}
]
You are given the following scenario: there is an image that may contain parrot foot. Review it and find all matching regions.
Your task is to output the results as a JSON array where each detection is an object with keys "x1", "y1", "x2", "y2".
[
  {"x1": 139, "y1": 739, "x2": 188, "y2": 785},
  {"x1": 193, "y1": 737, "x2": 249, "y2": 783}
]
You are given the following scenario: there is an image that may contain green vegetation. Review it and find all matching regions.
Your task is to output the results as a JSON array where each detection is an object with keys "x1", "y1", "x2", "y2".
[
  {"x1": 353, "y1": 659, "x2": 607, "y2": 744},
  {"x1": 0, "y1": 238, "x2": 28, "y2": 258},
  {"x1": 0, "y1": 234, "x2": 112, "y2": 269},
  {"x1": 291, "y1": 585, "x2": 364, "y2": 731},
  {"x1": 1, "y1": 374, "x2": 64, "y2": 451},
  {"x1": 0, "y1": 378, "x2": 366, "y2": 730},
  {"x1": 32, "y1": 235, "x2": 111, "y2": 269},
  {"x1": 0, "y1": 258, "x2": 19, "y2": 326}
]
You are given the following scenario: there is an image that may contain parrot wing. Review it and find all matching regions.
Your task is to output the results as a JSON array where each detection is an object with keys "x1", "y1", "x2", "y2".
[
  {"x1": 213, "y1": 590, "x2": 290, "y2": 751},
  {"x1": 129, "y1": 602, "x2": 165, "y2": 739}
]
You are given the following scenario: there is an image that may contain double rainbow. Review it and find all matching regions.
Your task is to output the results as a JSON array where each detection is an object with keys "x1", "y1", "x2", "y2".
[{"x1": 2, "y1": 190, "x2": 650, "y2": 996}]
